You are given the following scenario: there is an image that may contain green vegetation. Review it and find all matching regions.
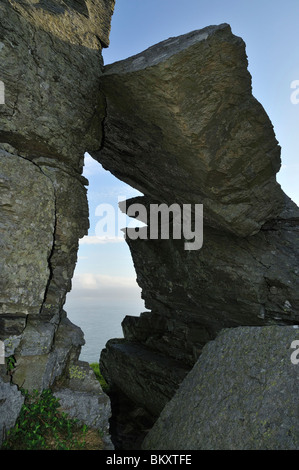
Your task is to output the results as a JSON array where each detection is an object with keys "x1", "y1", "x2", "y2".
[
  {"x1": 1, "y1": 389, "x2": 104, "y2": 450},
  {"x1": 90, "y1": 362, "x2": 110, "y2": 393}
]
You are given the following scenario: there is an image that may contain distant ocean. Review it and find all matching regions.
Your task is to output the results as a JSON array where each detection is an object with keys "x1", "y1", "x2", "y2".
[{"x1": 66, "y1": 304, "x2": 145, "y2": 363}]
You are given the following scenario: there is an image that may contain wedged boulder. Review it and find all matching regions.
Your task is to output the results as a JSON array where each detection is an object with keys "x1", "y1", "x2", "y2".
[
  {"x1": 0, "y1": 376, "x2": 25, "y2": 447},
  {"x1": 94, "y1": 23, "x2": 284, "y2": 237},
  {"x1": 142, "y1": 326, "x2": 299, "y2": 450}
]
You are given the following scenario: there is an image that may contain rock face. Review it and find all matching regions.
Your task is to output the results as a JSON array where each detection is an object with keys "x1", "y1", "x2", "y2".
[
  {"x1": 142, "y1": 326, "x2": 299, "y2": 450},
  {"x1": 94, "y1": 24, "x2": 284, "y2": 237},
  {"x1": 0, "y1": 0, "x2": 115, "y2": 442},
  {"x1": 97, "y1": 25, "x2": 299, "y2": 448}
]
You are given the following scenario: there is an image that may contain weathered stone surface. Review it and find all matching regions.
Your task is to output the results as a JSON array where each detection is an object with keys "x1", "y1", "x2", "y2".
[
  {"x1": 0, "y1": 0, "x2": 114, "y2": 167},
  {"x1": 0, "y1": 377, "x2": 25, "y2": 447},
  {"x1": 34, "y1": 159, "x2": 89, "y2": 318},
  {"x1": 8, "y1": 0, "x2": 115, "y2": 48},
  {"x1": 101, "y1": 195, "x2": 299, "y2": 447},
  {"x1": 142, "y1": 326, "x2": 299, "y2": 450},
  {"x1": 0, "y1": 149, "x2": 55, "y2": 321},
  {"x1": 94, "y1": 23, "x2": 284, "y2": 237},
  {"x1": 0, "y1": 0, "x2": 117, "y2": 447},
  {"x1": 53, "y1": 360, "x2": 113, "y2": 448},
  {"x1": 100, "y1": 338, "x2": 190, "y2": 450},
  {"x1": 1, "y1": 149, "x2": 90, "y2": 392},
  {"x1": 12, "y1": 313, "x2": 85, "y2": 391},
  {"x1": 0, "y1": 2, "x2": 115, "y2": 444},
  {"x1": 121, "y1": 194, "x2": 299, "y2": 366},
  {"x1": 1, "y1": 1, "x2": 298, "y2": 452}
]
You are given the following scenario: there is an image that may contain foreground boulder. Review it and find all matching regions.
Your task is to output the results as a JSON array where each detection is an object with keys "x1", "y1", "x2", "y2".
[
  {"x1": 94, "y1": 23, "x2": 284, "y2": 237},
  {"x1": 0, "y1": 0, "x2": 115, "y2": 443},
  {"x1": 142, "y1": 326, "x2": 299, "y2": 450}
]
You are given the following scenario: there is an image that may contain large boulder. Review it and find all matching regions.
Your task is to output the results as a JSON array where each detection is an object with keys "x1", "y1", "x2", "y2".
[
  {"x1": 94, "y1": 23, "x2": 284, "y2": 237},
  {"x1": 142, "y1": 326, "x2": 299, "y2": 450}
]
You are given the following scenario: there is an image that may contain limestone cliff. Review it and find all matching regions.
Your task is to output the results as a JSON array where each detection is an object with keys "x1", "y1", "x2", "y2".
[
  {"x1": 0, "y1": 2, "x2": 298, "y2": 451},
  {"x1": 0, "y1": 0, "x2": 115, "y2": 446}
]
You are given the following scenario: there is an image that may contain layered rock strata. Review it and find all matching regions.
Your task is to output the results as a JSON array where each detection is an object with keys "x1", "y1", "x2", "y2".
[
  {"x1": 0, "y1": 0, "x2": 115, "y2": 444},
  {"x1": 96, "y1": 25, "x2": 299, "y2": 448}
]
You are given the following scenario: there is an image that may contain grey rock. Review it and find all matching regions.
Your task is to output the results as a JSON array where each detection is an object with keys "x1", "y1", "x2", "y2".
[
  {"x1": 0, "y1": 150, "x2": 55, "y2": 321},
  {"x1": 53, "y1": 360, "x2": 113, "y2": 447},
  {"x1": 0, "y1": 378, "x2": 25, "y2": 447},
  {"x1": 35, "y1": 161, "x2": 89, "y2": 318},
  {"x1": 122, "y1": 195, "x2": 299, "y2": 367},
  {"x1": 142, "y1": 326, "x2": 299, "y2": 450},
  {"x1": 0, "y1": 0, "x2": 115, "y2": 447},
  {"x1": 12, "y1": 314, "x2": 85, "y2": 392},
  {"x1": 97, "y1": 25, "x2": 298, "y2": 448},
  {"x1": 100, "y1": 339, "x2": 189, "y2": 418},
  {"x1": 94, "y1": 24, "x2": 284, "y2": 237}
]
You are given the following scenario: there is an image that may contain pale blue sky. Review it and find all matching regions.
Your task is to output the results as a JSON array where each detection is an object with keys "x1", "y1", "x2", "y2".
[{"x1": 65, "y1": 1, "x2": 299, "y2": 345}]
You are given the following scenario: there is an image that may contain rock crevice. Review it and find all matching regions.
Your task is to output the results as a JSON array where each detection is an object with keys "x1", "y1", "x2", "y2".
[{"x1": 0, "y1": 2, "x2": 298, "y2": 451}]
